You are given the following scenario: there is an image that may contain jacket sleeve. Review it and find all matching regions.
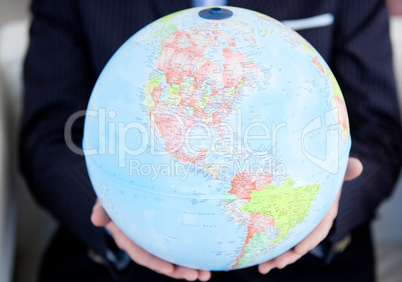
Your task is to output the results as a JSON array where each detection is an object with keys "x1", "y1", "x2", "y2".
[
  {"x1": 327, "y1": 0, "x2": 402, "y2": 260},
  {"x1": 20, "y1": 0, "x2": 109, "y2": 267}
]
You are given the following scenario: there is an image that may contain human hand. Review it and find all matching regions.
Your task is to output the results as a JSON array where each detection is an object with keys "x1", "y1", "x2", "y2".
[
  {"x1": 91, "y1": 200, "x2": 212, "y2": 281},
  {"x1": 258, "y1": 157, "x2": 363, "y2": 274}
]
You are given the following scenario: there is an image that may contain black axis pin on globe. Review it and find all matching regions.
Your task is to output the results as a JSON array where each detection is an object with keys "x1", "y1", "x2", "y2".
[{"x1": 199, "y1": 7, "x2": 233, "y2": 20}]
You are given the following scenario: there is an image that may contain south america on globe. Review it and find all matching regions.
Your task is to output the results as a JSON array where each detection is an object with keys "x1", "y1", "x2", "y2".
[{"x1": 83, "y1": 6, "x2": 351, "y2": 270}]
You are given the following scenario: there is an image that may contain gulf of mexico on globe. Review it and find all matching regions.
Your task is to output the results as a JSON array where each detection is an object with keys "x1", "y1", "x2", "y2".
[{"x1": 83, "y1": 7, "x2": 351, "y2": 270}]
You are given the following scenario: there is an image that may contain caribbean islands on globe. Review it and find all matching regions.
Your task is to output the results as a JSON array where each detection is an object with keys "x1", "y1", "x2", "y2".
[{"x1": 83, "y1": 6, "x2": 351, "y2": 271}]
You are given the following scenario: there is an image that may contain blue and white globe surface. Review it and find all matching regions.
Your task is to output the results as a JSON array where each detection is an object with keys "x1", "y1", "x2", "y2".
[{"x1": 83, "y1": 6, "x2": 351, "y2": 270}]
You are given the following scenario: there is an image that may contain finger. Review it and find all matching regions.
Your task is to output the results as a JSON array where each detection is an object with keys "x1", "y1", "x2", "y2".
[
  {"x1": 106, "y1": 222, "x2": 175, "y2": 275},
  {"x1": 287, "y1": 251, "x2": 302, "y2": 265},
  {"x1": 258, "y1": 260, "x2": 276, "y2": 274},
  {"x1": 161, "y1": 267, "x2": 211, "y2": 281},
  {"x1": 165, "y1": 266, "x2": 199, "y2": 281},
  {"x1": 274, "y1": 252, "x2": 293, "y2": 269},
  {"x1": 344, "y1": 157, "x2": 363, "y2": 181},
  {"x1": 259, "y1": 248, "x2": 303, "y2": 274},
  {"x1": 91, "y1": 199, "x2": 111, "y2": 227},
  {"x1": 274, "y1": 249, "x2": 303, "y2": 269},
  {"x1": 198, "y1": 270, "x2": 212, "y2": 281}
]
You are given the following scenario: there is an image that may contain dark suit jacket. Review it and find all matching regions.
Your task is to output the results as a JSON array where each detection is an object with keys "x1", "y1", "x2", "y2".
[{"x1": 20, "y1": 0, "x2": 402, "y2": 278}]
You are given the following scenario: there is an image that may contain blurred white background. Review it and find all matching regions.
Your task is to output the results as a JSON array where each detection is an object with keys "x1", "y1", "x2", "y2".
[
  {"x1": 0, "y1": 1, "x2": 57, "y2": 282},
  {"x1": 0, "y1": 0, "x2": 28, "y2": 27},
  {"x1": 0, "y1": 0, "x2": 401, "y2": 282}
]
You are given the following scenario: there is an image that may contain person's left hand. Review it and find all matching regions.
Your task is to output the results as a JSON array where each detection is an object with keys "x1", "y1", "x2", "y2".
[{"x1": 258, "y1": 157, "x2": 363, "y2": 274}]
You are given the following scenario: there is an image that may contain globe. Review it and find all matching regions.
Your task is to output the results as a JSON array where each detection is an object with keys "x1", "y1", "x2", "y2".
[{"x1": 83, "y1": 6, "x2": 351, "y2": 271}]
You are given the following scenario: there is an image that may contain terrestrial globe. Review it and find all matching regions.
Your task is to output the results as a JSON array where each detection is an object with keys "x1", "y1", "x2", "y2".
[{"x1": 83, "y1": 6, "x2": 351, "y2": 270}]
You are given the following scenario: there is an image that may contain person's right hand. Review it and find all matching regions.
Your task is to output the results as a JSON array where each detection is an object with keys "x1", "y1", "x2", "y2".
[{"x1": 91, "y1": 199, "x2": 211, "y2": 281}]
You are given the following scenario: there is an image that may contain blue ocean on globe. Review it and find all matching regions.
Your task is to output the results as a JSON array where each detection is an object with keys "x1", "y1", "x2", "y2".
[{"x1": 83, "y1": 6, "x2": 351, "y2": 270}]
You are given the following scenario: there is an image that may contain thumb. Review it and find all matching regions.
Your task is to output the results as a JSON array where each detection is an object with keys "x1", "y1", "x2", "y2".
[
  {"x1": 91, "y1": 199, "x2": 111, "y2": 227},
  {"x1": 344, "y1": 157, "x2": 363, "y2": 181}
]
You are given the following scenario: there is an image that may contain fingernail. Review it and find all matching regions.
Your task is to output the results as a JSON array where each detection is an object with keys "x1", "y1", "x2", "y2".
[{"x1": 200, "y1": 272, "x2": 212, "y2": 281}]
